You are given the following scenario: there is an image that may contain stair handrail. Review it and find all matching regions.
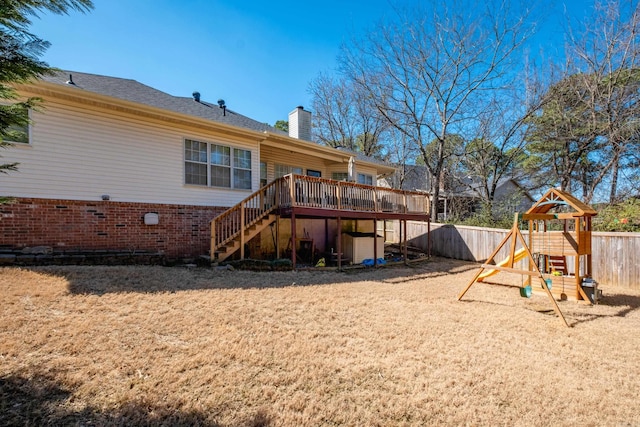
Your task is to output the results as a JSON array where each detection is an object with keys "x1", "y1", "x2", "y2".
[{"x1": 211, "y1": 178, "x2": 283, "y2": 253}]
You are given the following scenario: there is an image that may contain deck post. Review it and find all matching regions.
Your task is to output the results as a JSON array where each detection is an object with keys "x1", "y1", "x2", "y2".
[
  {"x1": 337, "y1": 216, "x2": 342, "y2": 271},
  {"x1": 403, "y1": 219, "x2": 408, "y2": 265},
  {"x1": 289, "y1": 174, "x2": 296, "y2": 207},
  {"x1": 291, "y1": 212, "x2": 297, "y2": 269},
  {"x1": 427, "y1": 217, "x2": 431, "y2": 257},
  {"x1": 276, "y1": 216, "x2": 280, "y2": 259},
  {"x1": 373, "y1": 219, "x2": 378, "y2": 267},
  {"x1": 275, "y1": 181, "x2": 281, "y2": 259},
  {"x1": 374, "y1": 189, "x2": 378, "y2": 212},
  {"x1": 240, "y1": 201, "x2": 245, "y2": 259},
  {"x1": 324, "y1": 218, "x2": 329, "y2": 257},
  {"x1": 399, "y1": 219, "x2": 403, "y2": 260}
]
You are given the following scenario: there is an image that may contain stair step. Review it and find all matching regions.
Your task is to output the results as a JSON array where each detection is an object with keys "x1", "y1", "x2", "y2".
[{"x1": 214, "y1": 213, "x2": 276, "y2": 262}]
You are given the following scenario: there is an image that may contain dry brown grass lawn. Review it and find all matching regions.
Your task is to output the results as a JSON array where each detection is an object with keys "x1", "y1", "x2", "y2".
[{"x1": 1, "y1": 258, "x2": 640, "y2": 426}]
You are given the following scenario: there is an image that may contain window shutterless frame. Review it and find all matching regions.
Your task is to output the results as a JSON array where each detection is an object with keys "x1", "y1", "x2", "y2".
[{"x1": 184, "y1": 138, "x2": 252, "y2": 190}]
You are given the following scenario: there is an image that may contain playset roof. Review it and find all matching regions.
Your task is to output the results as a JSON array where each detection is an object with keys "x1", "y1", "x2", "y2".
[{"x1": 526, "y1": 188, "x2": 597, "y2": 217}]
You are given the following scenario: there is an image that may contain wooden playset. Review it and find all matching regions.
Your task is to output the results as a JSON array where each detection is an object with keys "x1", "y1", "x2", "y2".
[{"x1": 457, "y1": 188, "x2": 598, "y2": 327}]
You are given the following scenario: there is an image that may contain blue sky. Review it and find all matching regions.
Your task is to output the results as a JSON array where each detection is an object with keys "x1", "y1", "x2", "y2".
[{"x1": 30, "y1": 0, "x2": 592, "y2": 126}]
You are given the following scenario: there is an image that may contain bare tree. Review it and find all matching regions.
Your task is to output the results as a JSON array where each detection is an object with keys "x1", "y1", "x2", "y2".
[
  {"x1": 338, "y1": 0, "x2": 537, "y2": 215},
  {"x1": 460, "y1": 92, "x2": 537, "y2": 212},
  {"x1": 309, "y1": 73, "x2": 389, "y2": 158},
  {"x1": 309, "y1": 73, "x2": 358, "y2": 150}
]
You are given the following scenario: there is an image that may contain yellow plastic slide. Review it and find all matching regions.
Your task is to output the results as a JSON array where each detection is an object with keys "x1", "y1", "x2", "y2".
[{"x1": 477, "y1": 248, "x2": 527, "y2": 282}]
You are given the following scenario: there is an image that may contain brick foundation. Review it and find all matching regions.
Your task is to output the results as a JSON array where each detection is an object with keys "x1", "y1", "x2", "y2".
[{"x1": 0, "y1": 198, "x2": 226, "y2": 260}]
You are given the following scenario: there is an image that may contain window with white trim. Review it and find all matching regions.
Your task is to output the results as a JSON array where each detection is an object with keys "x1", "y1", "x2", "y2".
[
  {"x1": 233, "y1": 148, "x2": 252, "y2": 189},
  {"x1": 260, "y1": 162, "x2": 267, "y2": 187},
  {"x1": 357, "y1": 173, "x2": 373, "y2": 185},
  {"x1": 184, "y1": 139, "x2": 252, "y2": 189},
  {"x1": 274, "y1": 164, "x2": 303, "y2": 178},
  {"x1": 332, "y1": 172, "x2": 348, "y2": 181}
]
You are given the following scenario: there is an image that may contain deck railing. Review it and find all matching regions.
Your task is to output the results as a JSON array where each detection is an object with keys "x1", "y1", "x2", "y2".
[
  {"x1": 211, "y1": 174, "x2": 430, "y2": 254},
  {"x1": 279, "y1": 174, "x2": 430, "y2": 213}
]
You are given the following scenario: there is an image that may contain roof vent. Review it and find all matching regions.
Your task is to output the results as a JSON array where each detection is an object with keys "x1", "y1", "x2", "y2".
[
  {"x1": 218, "y1": 99, "x2": 226, "y2": 116},
  {"x1": 66, "y1": 74, "x2": 75, "y2": 85},
  {"x1": 192, "y1": 91, "x2": 201, "y2": 102}
]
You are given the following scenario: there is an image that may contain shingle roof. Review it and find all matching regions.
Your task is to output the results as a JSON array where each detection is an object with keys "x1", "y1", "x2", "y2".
[
  {"x1": 388, "y1": 164, "x2": 531, "y2": 198},
  {"x1": 37, "y1": 70, "x2": 393, "y2": 172},
  {"x1": 40, "y1": 70, "x2": 287, "y2": 135}
]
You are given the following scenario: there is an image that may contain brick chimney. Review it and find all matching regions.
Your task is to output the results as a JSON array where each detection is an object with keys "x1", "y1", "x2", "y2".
[{"x1": 288, "y1": 106, "x2": 312, "y2": 141}]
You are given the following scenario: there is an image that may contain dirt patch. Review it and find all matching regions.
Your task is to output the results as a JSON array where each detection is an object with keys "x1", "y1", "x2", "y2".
[{"x1": 1, "y1": 257, "x2": 639, "y2": 426}]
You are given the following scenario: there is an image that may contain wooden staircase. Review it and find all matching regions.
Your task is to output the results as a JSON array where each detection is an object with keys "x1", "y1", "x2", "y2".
[
  {"x1": 210, "y1": 178, "x2": 281, "y2": 262},
  {"x1": 215, "y1": 214, "x2": 276, "y2": 262}
]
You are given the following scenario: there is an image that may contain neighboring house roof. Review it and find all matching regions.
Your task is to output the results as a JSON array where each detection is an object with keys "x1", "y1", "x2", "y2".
[
  {"x1": 388, "y1": 164, "x2": 533, "y2": 200},
  {"x1": 388, "y1": 165, "x2": 432, "y2": 192},
  {"x1": 39, "y1": 70, "x2": 287, "y2": 135}
]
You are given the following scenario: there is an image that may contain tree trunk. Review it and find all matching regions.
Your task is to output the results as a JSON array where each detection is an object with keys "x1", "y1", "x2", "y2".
[{"x1": 609, "y1": 152, "x2": 620, "y2": 203}]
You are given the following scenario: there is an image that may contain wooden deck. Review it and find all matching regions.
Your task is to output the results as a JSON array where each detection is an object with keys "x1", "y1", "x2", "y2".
[
  {"x1": 278, "y1": 174, "x2": 431, "y2": 220},
  {"x1": 211, "y1": 174, "x2": 431, "y2": 264}
]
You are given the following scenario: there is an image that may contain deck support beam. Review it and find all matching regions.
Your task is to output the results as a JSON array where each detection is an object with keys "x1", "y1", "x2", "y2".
[
  {"x1": 337, "y1": 217, "x2": 342, "y2": 271},
  {"x1": 373, "y1": 219, "x2": 378, "y2": 267},
  {"x1": 403, "y1": 219, "x2": 408, "y2": 265},
  {"x1": 291, "y1": 212, "x2": 297, "y2": 269},
  {"x1": 275, "y1": 216, "x2": 280, "y2": 259}
]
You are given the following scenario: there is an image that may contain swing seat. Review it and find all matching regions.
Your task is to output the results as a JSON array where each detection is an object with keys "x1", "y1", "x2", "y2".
[
  {"x1": 544, "y1": 278, "x2": 552, "y2": 290},
  {"x1": 520, "y1": 285, "x2": 532, "y2": 298}
]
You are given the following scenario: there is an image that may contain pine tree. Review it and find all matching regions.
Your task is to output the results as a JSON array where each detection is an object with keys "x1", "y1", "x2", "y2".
[{"x1": 1, "y1": 0, "x2": 93, "y2": 202}]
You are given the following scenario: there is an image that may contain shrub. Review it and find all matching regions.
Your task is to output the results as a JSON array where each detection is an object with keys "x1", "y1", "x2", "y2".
[{"x1": 593, "y1": 199, "x2": 640, "y2": 232}]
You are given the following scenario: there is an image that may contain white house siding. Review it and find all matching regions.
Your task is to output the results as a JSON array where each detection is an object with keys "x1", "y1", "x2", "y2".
[
  {"x1": 326, "y1": 163, "x2": 379, "y2": 181},
  {"x1": 260, "y1": 145, "x2": 331, "y2": 180},
  {"x1": 259, "y1": 145, "x2": 383, "y2": 183},
  {"x1": 1, "y1": 99, "x2": 259, "y2": 207}
]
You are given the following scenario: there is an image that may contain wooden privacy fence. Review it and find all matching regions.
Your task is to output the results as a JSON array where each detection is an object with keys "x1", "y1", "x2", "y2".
[{"x1": 388, "y1": 221, "x2": 640, "y2": 290}]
